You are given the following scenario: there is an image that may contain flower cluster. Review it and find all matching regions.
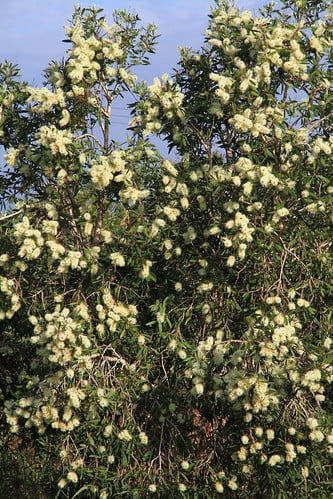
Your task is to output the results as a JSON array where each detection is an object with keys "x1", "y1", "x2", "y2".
[
  {"x1": 35, "y1": 125, "x2": 73, "y2": 156},
  {"x1": 13, "y1": 216, "x2": 45, "y2": 260},
  {"x1": 133, "y1": 74, "x2": 184, "y2": 136},
  {"x1": 0, "y1": 275, "x2": 21, "y2": 319},
  {"x1": 65, "y1": 24, "x2": 102, "y2": 84},
  {"x1": 26, "y1": 87, "x2": 66, "y2": 113}
]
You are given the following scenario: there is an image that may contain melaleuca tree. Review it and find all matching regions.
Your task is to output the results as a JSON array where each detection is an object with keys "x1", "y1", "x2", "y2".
[
  {"x1": 0, "y1": 1, "x2": 332, "y2": 497},
  {"x1": 0, "y1": 6, "x2": 164, "y2": 497},
  {"x1": 131, "y1": 0, "x2": 333, "y2": 496}
]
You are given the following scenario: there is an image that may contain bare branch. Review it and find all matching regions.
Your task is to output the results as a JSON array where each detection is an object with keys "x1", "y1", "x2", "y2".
[{"x1": 0, "y1": 209, "x2": 23, "y2": 221}]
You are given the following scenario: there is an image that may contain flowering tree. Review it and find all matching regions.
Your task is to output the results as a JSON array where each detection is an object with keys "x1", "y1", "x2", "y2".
[{"x1": 0, "y1": 1, "x2": 332, "y2": 497}]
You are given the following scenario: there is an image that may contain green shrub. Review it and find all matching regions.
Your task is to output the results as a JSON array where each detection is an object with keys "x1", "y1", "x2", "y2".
[{"x1": 0, "y1": 1, "x2": 332, "y2": 497}]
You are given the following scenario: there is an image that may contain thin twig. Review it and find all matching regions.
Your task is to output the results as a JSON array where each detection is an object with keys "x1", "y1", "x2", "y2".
[
  {"x1": 0, "y1": 209, "x2": 23, "y2": 221},
  {"x1": 73, "y1": 132, "x2": 103, "y2": 148}
]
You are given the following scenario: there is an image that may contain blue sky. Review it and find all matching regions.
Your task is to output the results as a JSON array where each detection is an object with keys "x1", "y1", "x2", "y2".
[
  {"x1": 0, "y1": 0, "x2": 267, "y2": 85},
  {"x1": 0, "y1": 0, "x2": 267, "y2": 146}
]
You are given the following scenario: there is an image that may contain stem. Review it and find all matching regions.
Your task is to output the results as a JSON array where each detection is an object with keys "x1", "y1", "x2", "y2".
[{"x1": 0, "y1": 209, "x2": 23, "y2": 221}]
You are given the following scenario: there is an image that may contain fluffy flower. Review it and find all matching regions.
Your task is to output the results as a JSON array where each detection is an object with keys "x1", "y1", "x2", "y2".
[
  {"x1": 309, "y1": 430, "x2": 324, "y2": 442},
  {"x1": 67, "y1": 471, "x2": 78, "y2": 483},
  {"x1": 268, "y1": 454, "x2": 282, "y2": 466},
  {"x1": 118, "y1": 429, "x2": 132, "y2": 441},
  {"x1": 35, "y1": 125, "x2": 73, "y2": 155},
  {"x1": 140, "y1": 260, "x2": 153, "y2": 279},
  {"x1": 163, "y1": 206, "x2": 180, "y2": 221},
  {"x1": 110, "y1": 252, "x2": 125, "y2": 267},
  {"x1": 139, "y1": 431, "x2": 148, "y2": 445}
]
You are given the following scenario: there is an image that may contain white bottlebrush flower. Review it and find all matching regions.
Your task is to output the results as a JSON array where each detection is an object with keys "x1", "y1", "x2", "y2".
[
  {"x1": 241, "y1": 435, "x2": 249, "y2": 445},
  {"x1": 67, "y1": 471, "x2": 78, "y2": 483},
  {"x1": 0, "y1": 253, "x2": 9, "y2": 264},
  {"x1": 228, "y1": 479, "x2": 238, "y2": 491},
  {"x1": 215, "y1": 482, "x2": 224, "y2": 493},
  {"x1": 302, "y1": 370, "x2": 321, "y2": 388},
  {"x1": 301, "y1": 466, "x2": 309, "y2": 479},
  {"x1": 110, "y1": 252, "x2": 125, "y2": 267},
  {"x1": 180, "y1": 197, "x2": 189, "y2": 209},
  {"x1": 140, "y1": 260, "x2": 153, "y2": 279},
  {"x1": 326, "y1": 432, "x2": 333, "y2": 444},
  {"x1": 62, "y1": 406, "x2": 73, "y2": 423},
  {"x1": 176, "y1": 182, "x2": 188, "y2": 197},
  {"x1": 255, "y1": 427, "x2": 263, "y2": 438},
  {"x1": 243, "y1": 181, "x2": 253, "y2": 195},
  {"x1": 296, "y1": 298, "x2": 310, "y2": 308},
  {"x1": 162, "y1": 159, "x2": 178, "y2": 177},
  {"x1": 57, "y1": 478, "x2": 67, "y2": 489},
  {"x1": 178, "y1": 349, "x2": 187, "y2": 360},
  {"x1": 35, "y1": 125, "x2": 73, "y2": 155},
  {"x1": 120, "y1": 187, "x2": 150, "y2": 204},
  {"x1": 323, "y1": 337, "x2": 332, "y2": 349},
  {"x1": 118, "y1": 429, "x2": 132, "y2": 441},
  {"x1": 59, "y1": 109, "x2": 70, "y2": 127},
  {"x1": 90, "y1": 161, "x2": 113, "y2": 189},
  {"x1": 192, "y1": 382, "x2": 204, "y2": 395},
  {"x1": 156, "y1": 311, "x2": 165, "y2": 323},
  {"x1": 237, "y1": 446, "x2": 248, "y2": 461},
  {"x1": 229, "y1": 112, "x2": 253, "y2": 132},
  {"x1": 163, "y1": 206, "x2": 180, "y2": 221},
  {"x1": 309, "y1": 430, "x2": 325, "y2": 442},
  {"x1": 27, "y1": 87, "x2": 65, "y2": 112},
  {"x1": 4, "y1": 147, "x2": 20, "y2": 167},
  {"x1": 285, "y1": 442, "x2": 296, "y2": 462},
  {"x1": 168, "y1": 339, "x2": 177, "y2": 351},
  {"x1": 266, "y1": 429, "x2": 275, "y2": 441},
  {"x1": 198, "y1": 282, "x2": 213, "y2": 293},
  {"x1": 67, "y1": 387, "x2": 85, "y2": 408},
  {"x1": 227, "y1": 255, "x2": 236, "y2": 267},
  {"x1": 309, "y1": 36, "x2": 323, "y2": 53},
  {"x1": 137, "y1": 335, "x2": 146, "y2": 346},
  {"x1": 104, "y1": 424, "x2": 112, "y2": 437},
  {"x1": 139, "y1": 431, "x2": 148, "y2": 444},
  {"x1": 268, "y1": 454, "x2": 282, "y2": 466}
]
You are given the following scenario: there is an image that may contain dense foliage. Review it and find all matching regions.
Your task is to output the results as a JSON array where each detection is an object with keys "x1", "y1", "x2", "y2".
[{"x1": 0, "y1": 1, "x2": 332, "y2": 497}]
